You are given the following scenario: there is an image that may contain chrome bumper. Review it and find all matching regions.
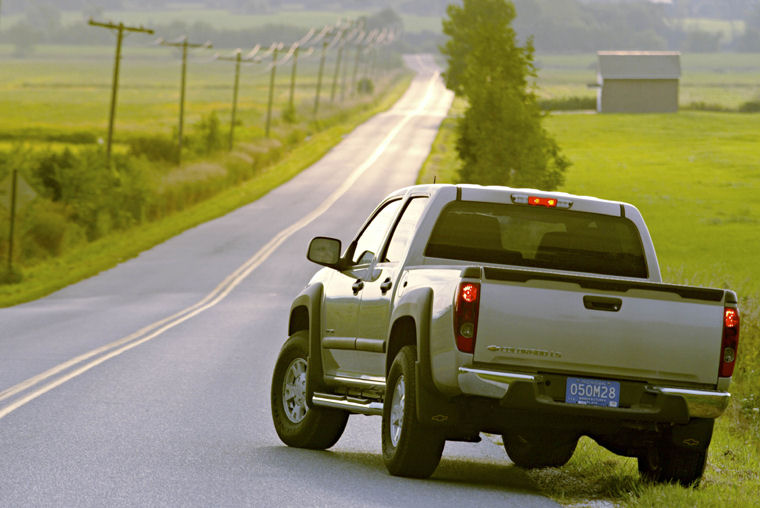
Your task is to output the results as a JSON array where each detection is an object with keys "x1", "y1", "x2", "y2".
[
  {"x1": 646, "y1": 386, "x2": 730, "y2": 419},
  {"x1": 458, "y1": 366, "x2": 730, "y2": 419}
]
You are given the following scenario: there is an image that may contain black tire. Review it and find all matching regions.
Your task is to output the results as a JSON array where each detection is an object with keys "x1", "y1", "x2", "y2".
[
  {"x1": 381, "y1": 345, "x2": 445, "y2": 478},
  {"x1": 271, "y1": 332, "x2": 348, "y2": 450},
  {"x1": 638, "y1": 445, "x2": 708, "y2": 487},
  {"x1": 503, "y1": 429, "x2": 578, "y2": 469}
]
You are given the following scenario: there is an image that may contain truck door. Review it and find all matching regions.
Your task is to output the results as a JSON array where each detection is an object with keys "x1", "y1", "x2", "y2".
[
  {"x1": 321, "y1": 199, "x2": 402, "y2": 378},
  {"x1": 354, "y1": 197, "x2": 429, "y2": 378}
]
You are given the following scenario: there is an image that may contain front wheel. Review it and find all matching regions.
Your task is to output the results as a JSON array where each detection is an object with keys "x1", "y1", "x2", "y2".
[
  {"x1": 271, "y1": 332, "x2": 348, "y2": 449},
  {"x1": 381, "y1": 345, "x2": 445, "y2": 478}
]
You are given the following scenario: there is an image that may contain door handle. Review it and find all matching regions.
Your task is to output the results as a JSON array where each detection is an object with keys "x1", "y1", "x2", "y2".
[
  {"x1": 352, "y1": 279, "x2": 364, "y2": 295},
  {"x1": 583, "y1": 295, "x2": 622, "y2": 312},
  {"x1": 380, "y1": 277, "x2": 393, "y2": 294}
]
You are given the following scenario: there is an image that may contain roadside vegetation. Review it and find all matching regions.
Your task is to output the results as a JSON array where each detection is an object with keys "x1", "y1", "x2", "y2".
[
  {"x1": 419, "y1": 101, "x2": 760, "y2": 507},
  {"x1": 0, "y1": 42, "x2": 411, "y2": 304}
]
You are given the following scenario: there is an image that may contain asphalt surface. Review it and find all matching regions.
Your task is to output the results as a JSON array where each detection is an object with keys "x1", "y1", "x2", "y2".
[{"x1": 0, "y1": 54, "x2": 560, "y2": 508}]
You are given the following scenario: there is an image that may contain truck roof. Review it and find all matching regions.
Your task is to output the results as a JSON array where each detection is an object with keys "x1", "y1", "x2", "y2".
[{"x1": 390, "y1": 184, "x2": 630, "y2": 217}]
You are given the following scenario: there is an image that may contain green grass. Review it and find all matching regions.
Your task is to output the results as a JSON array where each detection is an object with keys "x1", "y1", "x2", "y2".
[{"x1": 418, "y1": 106, "x2": 760, "y2": 506}]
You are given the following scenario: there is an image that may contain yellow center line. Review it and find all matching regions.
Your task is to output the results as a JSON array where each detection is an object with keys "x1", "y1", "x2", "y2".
[{"x1": 0, "y1": 71, "x2": 442, "y2": 421}]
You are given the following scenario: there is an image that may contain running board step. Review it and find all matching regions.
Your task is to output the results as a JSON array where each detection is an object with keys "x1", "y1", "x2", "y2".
[{"x1": 312, "y1": 392, "x2": 383, "y2": 415}]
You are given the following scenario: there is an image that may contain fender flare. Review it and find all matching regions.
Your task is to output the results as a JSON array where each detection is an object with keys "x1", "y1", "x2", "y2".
[
  {"x1": 389, "y1": 287, "x2": 460, "y2": 428},
  {"x1": 288, "y1": 283, "x2": 325, "y2": 405}
]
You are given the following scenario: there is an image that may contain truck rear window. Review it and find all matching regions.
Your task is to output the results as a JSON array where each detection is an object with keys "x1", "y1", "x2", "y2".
[{"x1": 425, "y1": 201, "x2": 648, "y2": 278}]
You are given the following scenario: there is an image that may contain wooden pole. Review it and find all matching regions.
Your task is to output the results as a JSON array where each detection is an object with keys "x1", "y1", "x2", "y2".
[
  {"x1": 88, "y1": 19, "x2": 154, "y2": 166},
  {"x1": 265, "y1": 47, "x2": 279, "y2": 138},
  {"x1": 7, "y1": 169, "x2": 17, "y2": 274},
  {"x1": 313, "y1": 41, "x2": 328, "y2": 118},
  {"x1": 229, "y1": 50, "x2": 241, "y2": 150}
]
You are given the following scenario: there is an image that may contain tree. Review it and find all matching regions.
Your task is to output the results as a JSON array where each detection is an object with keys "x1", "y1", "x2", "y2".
[{"x1": 441, "y1": 0, "x2": 569, "y2": 190}]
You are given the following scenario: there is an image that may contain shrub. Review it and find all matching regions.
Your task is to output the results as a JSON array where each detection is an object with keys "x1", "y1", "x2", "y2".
[
  {"x1": 357, "y1": 78, "x2": 375, "y2": 95},
  {"x1": 22, "y1": 200, "x2": 69, "y2": 257},
  {"x1": 128, "y1": 135, "x2": 179, "y2": 163},
  {"x1": 0, "y1": 265, "x2": 23, "y2": 285},
  {"x1": 191, "y1": 112, "x2": 224, "y2": 155},
  {"x1": 684, "y1": 101, "x2": 733, "y2": 112},
  {"x1": 739, "y1": 100, "x2": 760, "y2": 113},
  {"x1": 282, "y1": 104, "x2": 297, "y2": 124},
  {"x1": 539, "y1": 96, "x2": 596, "y2": 111}
]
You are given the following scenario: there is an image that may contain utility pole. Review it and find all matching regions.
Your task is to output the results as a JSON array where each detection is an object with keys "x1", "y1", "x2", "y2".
[
  {"x1": 215, "y1": 45, "x2": 261, "y2": 151},
  {"x1": 313, "y1": 40, "x2": 328, "y2": 118},
  {"x1": 230, "y1": 50, "x2": 242, "y2": 150},
  {"x1": 287, "y1": 46, "x2": 299, "y2": 115},
  {"x1": 330, "y1": 40, "x2": 344, "y2": 103},
  {"x1": 265, "y1": 44, "x2": 282, "y2": 138},
  {"x1": 6, "y1": 169, "x2": 17, "y2": 275},
  {"x1": 89, "y1": 19, "x2": 154, "y2": 166},
  {"x1": 158, "y1": 36, "x2": 212, "y2": 165}
]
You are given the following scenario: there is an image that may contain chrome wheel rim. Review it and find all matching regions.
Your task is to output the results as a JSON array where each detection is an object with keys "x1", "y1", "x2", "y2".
[
  {"x1": 389, "y1": 374, "x2": 406, "y2": 447},
  {"x1": 282, "y1": 358, "x2": 308, "y2": 423}
]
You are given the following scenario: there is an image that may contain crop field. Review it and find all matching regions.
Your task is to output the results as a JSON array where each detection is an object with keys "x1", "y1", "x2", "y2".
[
  {"x1": 420, "y1": 100, "x2": 760, "y2": 506},
  {"x1": 535, "y1": 52, "x2": 760, "y2": 110}
]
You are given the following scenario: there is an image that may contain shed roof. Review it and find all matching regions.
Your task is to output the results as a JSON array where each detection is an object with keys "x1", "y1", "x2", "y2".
[{"x1": 597, "y1": 51, "x2": 681, "y2": 80}]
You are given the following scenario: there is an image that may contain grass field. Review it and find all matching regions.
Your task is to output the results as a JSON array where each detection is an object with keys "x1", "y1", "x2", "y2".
[
  {"x1": 0, "y1": 43, "x2": 390, "y2": 145},
  {"x1": 419, "y1": 101, "x2": 760, "y2": 506}
]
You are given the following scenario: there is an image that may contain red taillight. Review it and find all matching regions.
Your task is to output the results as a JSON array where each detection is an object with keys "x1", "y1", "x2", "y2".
[
  {"x1": 455, "y1": 282, "x2": 480, "y2": 354},
  {"x1": 528, "y1": 196, "x2": 557, "y2": 208},
  {"x1": 461, "y1": 283, "x2": 478, "y2": 303},
  {"x1": 719, "y1": 307, "x2": 740, "y2": 378}
]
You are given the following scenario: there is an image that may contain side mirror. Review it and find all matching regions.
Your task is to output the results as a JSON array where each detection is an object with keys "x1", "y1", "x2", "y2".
[{"x1": 307, "y1": 237, "x2": 342, "y2": 268}]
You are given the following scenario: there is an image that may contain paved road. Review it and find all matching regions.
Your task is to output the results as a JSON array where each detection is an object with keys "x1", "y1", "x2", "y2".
[{"x1": 0, "y1": 55, "x2": 559, "y2": 507}]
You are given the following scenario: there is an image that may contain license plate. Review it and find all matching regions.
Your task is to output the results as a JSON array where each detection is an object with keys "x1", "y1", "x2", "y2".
[{"x1": 565, "y1": 377, "x2": 620, "y2": 407}]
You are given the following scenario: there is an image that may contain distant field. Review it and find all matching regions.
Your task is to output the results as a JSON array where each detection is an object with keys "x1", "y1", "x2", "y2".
[
  {"x1": 0, "y1": 43, "x2": 383, "y2": 146},
  {"x1": 535, "y1": 52, "x2": 760, "y2": 109}
]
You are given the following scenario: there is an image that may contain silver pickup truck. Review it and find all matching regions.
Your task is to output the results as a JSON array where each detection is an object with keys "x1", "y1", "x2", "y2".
[{"x1": 270, "y1": 184, "x2": 740, "y2": 487}]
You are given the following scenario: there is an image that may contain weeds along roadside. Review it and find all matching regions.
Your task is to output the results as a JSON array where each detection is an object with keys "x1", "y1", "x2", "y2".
[{"x1": 0, "y1": 71, "x2": 412, "y2": 304}]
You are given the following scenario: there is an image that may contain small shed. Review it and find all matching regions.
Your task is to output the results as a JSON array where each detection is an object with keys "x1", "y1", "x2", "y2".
[{"x1": 596, "y1": 51, "x2": 681, "y2": 113}]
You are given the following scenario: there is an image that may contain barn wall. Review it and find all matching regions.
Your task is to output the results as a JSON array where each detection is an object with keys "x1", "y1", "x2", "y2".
[{"x1": 599, "y1": 79, "x2": 679, "y2": 113}]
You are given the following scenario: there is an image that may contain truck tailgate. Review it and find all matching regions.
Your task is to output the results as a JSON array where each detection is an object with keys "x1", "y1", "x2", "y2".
[{"x1": 474, "y1": 268, "x2": 725, "y2": 386}]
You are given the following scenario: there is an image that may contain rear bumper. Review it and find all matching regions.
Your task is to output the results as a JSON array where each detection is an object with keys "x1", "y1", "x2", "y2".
[{"x1": 458, "y1": 366, "x2": 729, "y2": 421}]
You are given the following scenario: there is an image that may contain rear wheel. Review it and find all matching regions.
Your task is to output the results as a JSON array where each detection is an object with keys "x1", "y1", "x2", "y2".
[
  {"x1": 271, "y1": 332, "x2": 348, "y2": 449},
  {"x1": 638, "y1": 445, "x2": 708, "y2": 487},
  {"x1": 381, "y1": 345, "x2": 445, "y2": 478},
  {"x1": 503, "y1": 429, "x2": 578, "y2": 469}
]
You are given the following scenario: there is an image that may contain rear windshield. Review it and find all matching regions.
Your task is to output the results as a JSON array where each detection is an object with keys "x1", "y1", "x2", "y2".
[{"x1": 425, "y1": 201, "x2": 648, "y2": 278}]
